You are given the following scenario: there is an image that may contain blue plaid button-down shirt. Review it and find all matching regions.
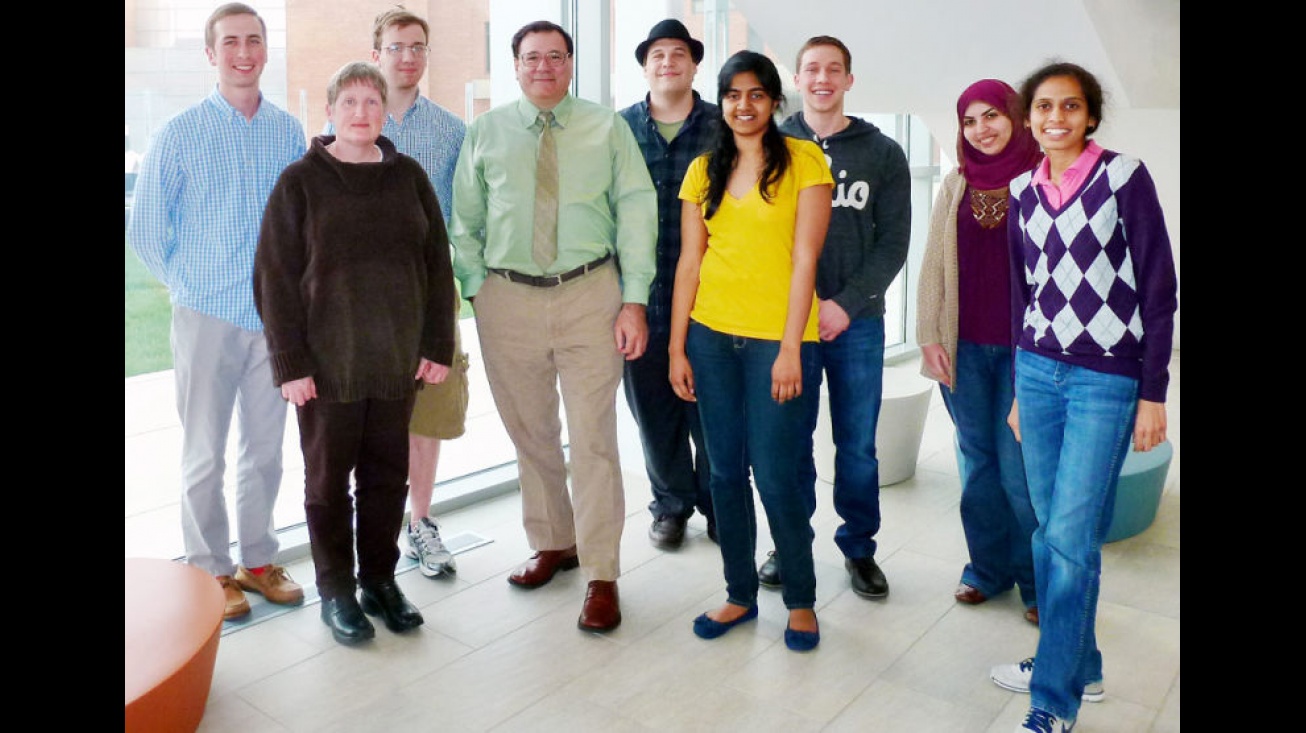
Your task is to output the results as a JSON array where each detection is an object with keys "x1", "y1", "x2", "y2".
[
  {"x1": 618, "y1": 92, "x2": 718, "y2": 337},
  {"x1": 128, "y1": 88, "x2": 306, "y2": 332}
]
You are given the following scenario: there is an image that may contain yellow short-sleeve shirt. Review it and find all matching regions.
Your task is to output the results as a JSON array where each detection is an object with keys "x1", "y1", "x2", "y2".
[{"x1": 679, "y1": 136, "x2": 833, "y2": 341}]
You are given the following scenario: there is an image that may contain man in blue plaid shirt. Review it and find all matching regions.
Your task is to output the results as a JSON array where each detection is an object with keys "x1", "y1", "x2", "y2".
[
  {"x1": 128, "y1": 3, "x2": 307, "y2": 620},
  {"x1": 618, "y1": 19, "x2": 719, "y2": 550}
]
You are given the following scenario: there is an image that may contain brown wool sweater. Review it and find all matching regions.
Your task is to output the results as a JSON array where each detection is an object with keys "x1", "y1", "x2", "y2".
[{"x1": 254, "y1": 135, "x2": 456, "y2": 402}]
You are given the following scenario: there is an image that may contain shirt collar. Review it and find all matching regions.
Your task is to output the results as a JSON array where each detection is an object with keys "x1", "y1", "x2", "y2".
[
  {"x1": 1032, "y1": 139, "x2": 1103, "y2": 187},
  {"x1": 517, "y1": 93, "x2": 573, "y2": 128}
]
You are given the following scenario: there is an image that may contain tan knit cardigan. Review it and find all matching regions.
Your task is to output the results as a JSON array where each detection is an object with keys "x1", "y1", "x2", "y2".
[{"x1": 915, "y1": 168, "x2": 967, "y2": 391}]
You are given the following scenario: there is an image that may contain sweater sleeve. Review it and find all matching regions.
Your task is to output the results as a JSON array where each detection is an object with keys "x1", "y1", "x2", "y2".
[
  {"x1": 253, "y1": 167, "x2": 315, "y2": 386},
  {"x1": 832, "y1": 137, "x2": 912, "y2": 319},
  {"x1": 916, "y1": 170, "x2": 962, "y2": 385},
  {"x1": 414, "y1": 164, "x2": 457, "y2": 368},
  {"x1": 917, "y1": 170, "x2": 960, "y2": 346},
  {"x1": 1120, "y1": 161, "x2": 1177, "y2": 403},
  {"x1": 1007, "y1": 179, "x2": 1032, "y2": 391}
]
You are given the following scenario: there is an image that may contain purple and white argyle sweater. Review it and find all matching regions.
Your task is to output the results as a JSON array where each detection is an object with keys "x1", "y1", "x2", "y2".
[{"x1": 1007, "y1": 149, "x2": 1177, "y2": 403}]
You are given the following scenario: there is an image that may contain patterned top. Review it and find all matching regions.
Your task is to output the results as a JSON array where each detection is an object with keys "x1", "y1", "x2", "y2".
[
  {"x1": 1008, "y1": 149, "x2": 1177, "y2": 402},
  {"x1": 618, "y1": 92, "x2": 719, "y2": 337},
  {"x1": 128, "y1": 88, "x2": 306, "y2": 331}
]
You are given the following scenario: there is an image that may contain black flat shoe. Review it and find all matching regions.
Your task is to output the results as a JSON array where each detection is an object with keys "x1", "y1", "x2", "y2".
[
  {"x1": 321, "y1": 595, "x2": 375, "y2": 645},
  {"x1": 360, "y1": 579, "x2": 425, "y2": 633}
]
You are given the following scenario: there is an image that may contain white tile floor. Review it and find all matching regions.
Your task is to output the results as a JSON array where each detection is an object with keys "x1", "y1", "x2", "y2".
[{"x1": 128, "y1": 348, "x2": 1180, "y2": 733}]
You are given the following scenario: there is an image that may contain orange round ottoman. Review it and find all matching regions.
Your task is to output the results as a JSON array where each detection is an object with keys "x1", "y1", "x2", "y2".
[{"x1": 125, "y1": 557, "x2": 225, "y2": 733}]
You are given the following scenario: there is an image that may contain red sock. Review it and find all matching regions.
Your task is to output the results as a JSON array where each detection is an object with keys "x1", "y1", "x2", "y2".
[{"x1": 249, "y1": 565, "x2": 268, "y2": 575}]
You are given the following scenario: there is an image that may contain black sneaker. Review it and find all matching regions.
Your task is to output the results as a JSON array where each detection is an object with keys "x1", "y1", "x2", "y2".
[
  {"x1": 648, "y1": 515, "x2": 687, "y2": 550},
  {"x1": 846, "y1": 556, "x2": 888, "y2": 599},
  {"x1": 758, "y1": 551, "x2": 782, "y2": 588}
]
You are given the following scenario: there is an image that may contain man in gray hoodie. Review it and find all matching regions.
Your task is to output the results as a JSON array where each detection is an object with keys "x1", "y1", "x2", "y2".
[{"x1": 767, "y1": 35, "x2": 911, "y2": 599}]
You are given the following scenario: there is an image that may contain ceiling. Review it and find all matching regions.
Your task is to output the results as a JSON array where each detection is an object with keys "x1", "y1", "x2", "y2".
[{"x1": 732, "y1": 0, "x2": 1180, "y2": 118}]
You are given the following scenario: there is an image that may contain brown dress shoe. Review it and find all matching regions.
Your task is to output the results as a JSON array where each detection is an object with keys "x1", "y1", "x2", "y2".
[
  {"x1": 1024, "y1": 605, "x2": 1039, "y2": 625},
  {"x1": 954, "y1": 583, "x2": 987, "y2": 605},
  {"x1": 217, "y1": 575, "x2": 251, "y2": 619},
  {"x1": 577, "y1": 580, "x2": 621, "y2": 632},
  {"x1": 507, "y1": 547, "x2": 579, "y2": 588}
]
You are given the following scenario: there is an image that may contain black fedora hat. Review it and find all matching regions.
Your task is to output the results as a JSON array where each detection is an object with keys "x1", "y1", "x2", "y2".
[{"x1": 635, "y1": 19, "x2": 704, "y2": 65}]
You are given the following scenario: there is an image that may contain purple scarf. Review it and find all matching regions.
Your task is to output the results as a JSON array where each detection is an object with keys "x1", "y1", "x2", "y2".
[{"x1": 955, "y1": 79, "x2": 1042, "y2": 189}]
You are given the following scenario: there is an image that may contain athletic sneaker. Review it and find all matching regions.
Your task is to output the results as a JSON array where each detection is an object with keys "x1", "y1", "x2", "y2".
[
  {"x1": 406, "y1": 517, "x2": 456, "y2": 577},
  {"x1": 1014, "y1": 708, "x2": 1074, "y2": 732},
  {"x1": 991, "y1": 657, "x2": 1104, "y2": 703}
]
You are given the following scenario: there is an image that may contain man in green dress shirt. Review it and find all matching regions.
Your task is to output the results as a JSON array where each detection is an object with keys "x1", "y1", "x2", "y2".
[{"x1": 449, "y1": 20, "x2": 657, "y2": 633}]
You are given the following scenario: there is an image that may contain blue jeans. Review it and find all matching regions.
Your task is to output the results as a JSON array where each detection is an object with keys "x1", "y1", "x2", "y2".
[
  {"x1": 624, "y1": 330, "x2": 713, "y2": 525},
  {"x1": 688, "y1": 321, "x2": 820, "y2": 609},
  {"x1": 799, "y1": 316, "x2": 884, "y2": 560},
  {"x1": 943, "y1": 340, "x2": 1037, "y2": 607},
  {"x1": 1015, "y1": 349, "x2": 1137, "y2": 721}
]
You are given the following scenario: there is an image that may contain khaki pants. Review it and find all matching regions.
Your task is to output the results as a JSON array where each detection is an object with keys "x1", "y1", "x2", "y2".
[{"x1": 472, "y1": 262, "x2": 626, "y2": 581}]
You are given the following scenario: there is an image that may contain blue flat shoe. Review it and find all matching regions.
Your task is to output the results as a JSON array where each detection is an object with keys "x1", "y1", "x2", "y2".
[
  {"x1": 693, "y1": 605, "x2": 758, "y2": 639},
  {"x1": 784, "y1": 619, "x2": 820, "y2": 652}
]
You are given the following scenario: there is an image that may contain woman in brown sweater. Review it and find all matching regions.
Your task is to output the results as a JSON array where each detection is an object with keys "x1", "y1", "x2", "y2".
[{"x1": 255, "y1": 61, "x2": 455, "y2": 645}]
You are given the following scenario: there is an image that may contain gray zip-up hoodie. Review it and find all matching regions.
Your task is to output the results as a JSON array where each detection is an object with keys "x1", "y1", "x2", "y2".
[{"x1": 779, "y1": 112, "x2": 911, "y2": 320}]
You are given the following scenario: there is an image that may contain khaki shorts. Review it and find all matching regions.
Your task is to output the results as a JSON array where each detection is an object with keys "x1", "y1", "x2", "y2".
[{"x1": 409, "y1": 323, "x2": 470, "y2": 440}]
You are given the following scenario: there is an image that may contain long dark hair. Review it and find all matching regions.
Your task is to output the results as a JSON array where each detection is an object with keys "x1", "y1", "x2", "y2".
[{"x1": 703, "y1": 50, "x2": 789, "y2": 220}]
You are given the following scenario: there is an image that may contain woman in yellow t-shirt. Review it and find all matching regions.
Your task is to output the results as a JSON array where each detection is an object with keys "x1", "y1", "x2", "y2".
[{"x1": 670, "y1": 49, "x2": 832, "y2": 652}]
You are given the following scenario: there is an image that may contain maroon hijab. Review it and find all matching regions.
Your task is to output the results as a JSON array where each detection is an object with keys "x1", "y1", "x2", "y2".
[{"x1": 955, "y1": 79, "x2": 1042, "y2": 189}]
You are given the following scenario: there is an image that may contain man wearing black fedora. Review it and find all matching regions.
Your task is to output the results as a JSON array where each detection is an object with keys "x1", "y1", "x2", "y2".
[{"x1": 619, "y1": 18, "x2": 719, "y2": 552}]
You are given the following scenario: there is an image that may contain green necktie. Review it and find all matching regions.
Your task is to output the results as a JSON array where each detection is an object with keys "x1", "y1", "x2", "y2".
[{"x1": 532, "y1": 110, "x2": 558, "y2": 270}]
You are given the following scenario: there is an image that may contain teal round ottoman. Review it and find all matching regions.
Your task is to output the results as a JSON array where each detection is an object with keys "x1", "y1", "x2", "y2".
[
  {"x1": 1103, "y1": 439, "x2": 1172, "y2": 543},
  {"x1": 952, "y1": 437, "x2": 1172, "y2": 543}
]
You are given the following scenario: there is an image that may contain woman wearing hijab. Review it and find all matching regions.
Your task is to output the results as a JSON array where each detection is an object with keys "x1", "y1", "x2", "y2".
[{"x1": 916, "y1": 79, "x2": 1043, "y2": 624}]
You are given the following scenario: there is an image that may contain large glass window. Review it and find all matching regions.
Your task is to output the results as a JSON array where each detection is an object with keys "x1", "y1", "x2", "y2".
[{"x1": 125, "y1": 0, "x2": 939, "y2": 560}]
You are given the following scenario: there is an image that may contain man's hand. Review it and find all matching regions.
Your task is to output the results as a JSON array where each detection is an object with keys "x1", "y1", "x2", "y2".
[
  {"x1": 614, "y1": 303, "x2": 648, "y2": 361},
  {"x1": 818, "y1": 299, "x2": 851, "y2": 342}
]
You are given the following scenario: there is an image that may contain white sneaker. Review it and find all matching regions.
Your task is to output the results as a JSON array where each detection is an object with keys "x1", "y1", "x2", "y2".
[
  {"x1": 991, "y1": 657, "x2": 1104, "y2": 703},
  {"x1": 1014, "y1": 708, "x2": 1074, "y2": 732},
  {"x1": 406, "y1": 517, "x2": 456, "y2": 577}
]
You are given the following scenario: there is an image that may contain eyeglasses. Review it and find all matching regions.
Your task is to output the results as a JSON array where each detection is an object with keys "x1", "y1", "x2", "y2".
[
  {"x1": 382, "y1": 43, "x2": 430, "y2": 58},
  {"x1": 518, "y1": 51, "x2": 571, "y2": 68}
]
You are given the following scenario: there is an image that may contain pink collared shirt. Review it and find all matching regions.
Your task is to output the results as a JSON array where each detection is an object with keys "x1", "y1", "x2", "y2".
[{"x1": 1032, "y1": 139, "x2": 1103, "y2": 209}]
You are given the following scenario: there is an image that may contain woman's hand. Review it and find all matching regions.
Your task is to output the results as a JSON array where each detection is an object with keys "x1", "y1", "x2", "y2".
[
  {"x1": 1007, "y1": 398, "x2": 1020, "y2": 443},
  {"x1": 416, "y1": 357, "x2": 449, "y2": 385},
  {"x1": 920, "y1": 343, "x2": 952, "y2": 388},
  {"x1": 771, "y1": 349, "x2": 803, "y2": 404},
  {"x1": 1133, "y1": 399, "x2": 1167, "y2": 452},
  {"x1": 281, "y1": 376, "x2": 316, "y2": 407},
  {"x1": 669, "y1": 351, "x2": 696, "y2": 402}
]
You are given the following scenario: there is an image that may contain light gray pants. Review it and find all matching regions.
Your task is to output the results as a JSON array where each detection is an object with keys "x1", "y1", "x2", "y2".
[{"x1": 171, "y1": 305, "x2": 287, "y2": 576}]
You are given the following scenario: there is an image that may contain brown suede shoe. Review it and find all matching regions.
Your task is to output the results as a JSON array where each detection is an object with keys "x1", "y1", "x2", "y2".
[
  {"x1": 217, "y1": 575, "x2": 251, "y2": 619},
  {"x1": 507, "y1": 547, "x2": 579, "y2": 588},
  {"x1": 235, "y1": 564, "x2": 305, "y2": 605},
  {"x1": 1024, "y1": 605, "x2": 1039, "y2": 625},
  {"x1": 577, "y1": 580, "x2": 621, "y2": 632},
  {"x1": 954, "y1": 583, "x2": 987, "y2": 604}
]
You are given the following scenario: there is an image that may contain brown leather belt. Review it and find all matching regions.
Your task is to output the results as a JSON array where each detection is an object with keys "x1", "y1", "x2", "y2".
[{"x1": 489, "y1": 253, "x2": 612, "y2": 288}]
